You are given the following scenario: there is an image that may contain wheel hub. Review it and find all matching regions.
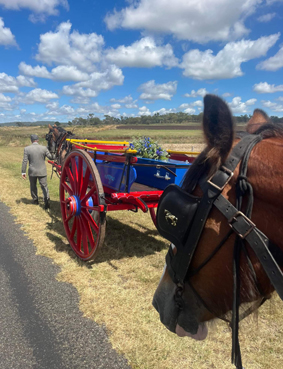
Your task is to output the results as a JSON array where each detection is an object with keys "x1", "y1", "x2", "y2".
[{"x1": 66, "y1": 195, "x2": 81, "y2": 216}]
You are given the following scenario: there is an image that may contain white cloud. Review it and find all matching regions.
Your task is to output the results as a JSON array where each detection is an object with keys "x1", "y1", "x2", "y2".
[
  {"x1": 192, "y1": 100, "x2": 203, "y2": 107},
  {"x1": 109, "y1": 95, "x2": 138, "y2": 108},
  {"x1": 19, "y1": 62, "x2": 90, "y2": 82},
  {"x1": 261, "y1": 100, "x2": 283, "y2": 112},
  {"x1": 228, "y1": 96, "x2": 257, "y2": 113},
  {"x1": 0, "y1": 72, "x2": 36, "y2": 93},
  {"x1": 184, "y1": 88, "x2": 208, "y2": 98},
  {"x1": 0, "y1": 17, "x2": 18, "y2": 47},
  {"x1": 125, "y1": 101, "x2": 138, "y2": 109},
  {"x1": 180, "y1": 33, "x2": 280, "y2": 80},
  {"x1": 246, "y1": 98, "x2": 257, "y2": 105},
  {"x1": 222, "y1": 92, "x2": 232, "y2": 97},
  {"x1": 45, "y1": 101, "x2": 75, "y2": 116},
  {"x1": 111, "y1": 103, "x2": 121, "y2": 109},
  {"x1": 104, "y1": 0, "x2": 261, "y2": 42},
  {"x1": 62, "y1": 86, "x2": 98, "y2": 98},
  {"x1": 153, "y1": 107, "x2": 176, "y2": 115},
  {"x1": 0, "y1": 93, "x2": 12, "y2": 110},
  {"x1": 35, "y1": 21, "x2": 104, "y2": 72},
  {"x1": 62, "y1": 65, "x2": 124, "y2": 97},
  {"x1": 253, "y1": 82, "x2": 283, "y2": 93},
  {"x1": 19, "y1": 62, "x2": 51, "y2": 78},
  {"x1": 184, "y1": 107, "x2": 196, "y2": 114},
  {"x1": 105, "y1": 37, "x2": 178, "y2": 68},
  {"x1": 0, "y1": 0, "x2": 68, "y2": 16},
  {"x1": 257, "y1": 12, "x2": 276, "y2": 22},
  {"x1": 138, "y1": 106, "x2": 151, "y2": 116},
  {"x1": 110, "y1": 95, "x2": 133, "y2": 103},
  {"x1": 257, "y1": 46, "x2": 283, "y2": 71},
  {"x1": 18, "y1": 88, "x2": 59, "y2": 104},
  {"x1": 51, "y1": 65, "x2": 89, "y2": 81},
  {"x1": 139, "y1": 80, "x2": 177, "y2": 101}
]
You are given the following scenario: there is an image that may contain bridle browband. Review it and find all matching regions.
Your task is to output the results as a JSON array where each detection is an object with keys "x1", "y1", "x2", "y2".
[{"x1": 157, "y1": 133, "x2": 283, "y2": 369}]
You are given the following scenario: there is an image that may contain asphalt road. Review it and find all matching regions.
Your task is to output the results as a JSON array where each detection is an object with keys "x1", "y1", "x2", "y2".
[{"x1": 0, "y1": 201, "x2": 131, "y2": 369}]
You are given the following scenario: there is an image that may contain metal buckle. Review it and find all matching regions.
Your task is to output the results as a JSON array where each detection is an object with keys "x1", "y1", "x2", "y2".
[
  {"x1": 228, "y1": 211, "x2": 256, "y2": 239},
  {"x1": 207, "y1": 166, "x2": 234, "y2": 191}
]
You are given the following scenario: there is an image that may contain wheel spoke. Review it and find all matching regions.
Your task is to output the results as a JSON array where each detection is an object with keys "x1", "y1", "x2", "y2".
[
  {"x1": 81, "y1": 185, "x2": 97, "y2": 204},
  {"x1": 78, "y1": 217, "x2": 89, "y2": 254},
  {"x1": 81, "y1": 205, "x2": 100, "y2": 212},
  {"x1": 81, "y1": 209, "x2": 99, "y2": 234},
  {"x1": 76, "y1": 217, "x2": 82, "y2": 252},
  {"x1": 64, "y1": 212, "x2": 74, "y2": 224},
  {"x1": 77, "y1": 157, "x2": 83, "y2": 194},
  {"x1": 70, "y1": 217, "x2": 77, "y2": 240},
  {"x1": 65, "y1": 165, "x2": 76, "y2": 192},
  {"x1": 61, "y1": 181, "x2": 73, "y2": 196},
  {"x1": 70, "y1": 156, "x2": 78, "y2": 194},
  {"x1": 83, "y1": 217, "x2": 95, "y2": 250},
  {"x1": 80, "y1": 167, "x2": 90, "y2": 198}
]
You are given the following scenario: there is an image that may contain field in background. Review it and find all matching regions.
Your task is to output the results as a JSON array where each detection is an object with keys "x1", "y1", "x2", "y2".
[{"x1": 0, "y1": 125, "x2": 282, "y2": 369}]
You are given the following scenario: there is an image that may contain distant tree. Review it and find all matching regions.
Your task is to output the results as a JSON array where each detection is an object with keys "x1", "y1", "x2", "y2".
[
  {"x1": 54, "y1": 121, "x2": 61, "y2": 126},
  {"x1": 67, "y1": 120, "x2": 72, "y2": 126},
  {"x1": 16, "y1": 122, "x2": 25, "y2": 127}
]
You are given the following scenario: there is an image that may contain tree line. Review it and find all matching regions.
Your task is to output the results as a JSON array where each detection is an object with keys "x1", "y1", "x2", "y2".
[
  {"x1": 66, "y1": 112, "x2": 283, "y2": 126},
  {"x1": 15, "y1": 111, "x2": 283, "y2": 127}
]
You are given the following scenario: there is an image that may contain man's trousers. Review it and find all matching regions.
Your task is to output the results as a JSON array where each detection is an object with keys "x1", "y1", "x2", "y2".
[{"x1": 29, "y1": 176, "x2": 49, "y2": 202}]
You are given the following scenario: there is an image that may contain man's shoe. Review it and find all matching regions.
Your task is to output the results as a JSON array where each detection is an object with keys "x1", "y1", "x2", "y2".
[
  {"x1": 33, "y1": 199, "x2": 39, "y2": 205},
  {"x1": 44, "y1": 198, "x2": 50, "y2": 210}
]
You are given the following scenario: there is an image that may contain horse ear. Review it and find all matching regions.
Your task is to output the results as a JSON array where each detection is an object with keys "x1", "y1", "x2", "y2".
[
  {"x1": 48, "y1": 124, "x2": 53, "y2": 129},
  {"x1": 203, "y1": 94, "x2": 234, "y2": 166},
  {"x1": 54, "y1": 123, "x2": 57, "y2": 127},
  {"x1": 246, "y1": 109, "x2": 270, "y2": 134}
]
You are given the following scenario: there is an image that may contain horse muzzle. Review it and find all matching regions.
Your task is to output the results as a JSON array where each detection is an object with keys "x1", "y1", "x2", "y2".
[{"x1": 152, "y1": 281, "x2": 201, "y2": 337}]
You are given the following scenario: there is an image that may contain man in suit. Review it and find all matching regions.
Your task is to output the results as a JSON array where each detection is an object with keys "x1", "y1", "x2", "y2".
[{"x1": 21, "y1": 134, "x2": 53, "y2": 209}]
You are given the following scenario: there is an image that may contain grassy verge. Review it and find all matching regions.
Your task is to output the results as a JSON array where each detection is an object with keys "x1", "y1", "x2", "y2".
[{"x1": 0, "y1": 129, "x2": 282, "y2": 368}]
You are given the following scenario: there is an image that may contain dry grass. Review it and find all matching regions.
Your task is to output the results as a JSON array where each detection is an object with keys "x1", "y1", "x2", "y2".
[{"x1": 0, "y1": 130, "x2": 283, "y2": 369}]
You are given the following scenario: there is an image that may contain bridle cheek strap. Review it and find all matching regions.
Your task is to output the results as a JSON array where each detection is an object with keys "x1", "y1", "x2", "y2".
[{"x1": 165, "y1": 134, "x2": 260, "y2": 284}]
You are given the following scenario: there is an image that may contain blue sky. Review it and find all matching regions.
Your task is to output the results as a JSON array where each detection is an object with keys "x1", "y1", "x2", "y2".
[{"x1": 0, "y1": 0, "x2": 283, "y2": 123}]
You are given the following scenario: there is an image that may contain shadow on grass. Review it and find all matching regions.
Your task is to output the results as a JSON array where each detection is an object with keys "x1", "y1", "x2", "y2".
[{"x1": 38, "y1": 197, "x2": 168, "y2": 266}]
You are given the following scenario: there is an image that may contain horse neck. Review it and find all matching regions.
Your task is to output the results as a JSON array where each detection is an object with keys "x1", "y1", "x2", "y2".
[{"x1": 248, "y1": 137, "x2": 283, "y2": 247}]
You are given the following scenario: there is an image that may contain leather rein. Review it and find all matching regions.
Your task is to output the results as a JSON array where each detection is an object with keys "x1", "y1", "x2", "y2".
[{"x1": 164, "y1": 134, "x2": 283, "y2": 369}]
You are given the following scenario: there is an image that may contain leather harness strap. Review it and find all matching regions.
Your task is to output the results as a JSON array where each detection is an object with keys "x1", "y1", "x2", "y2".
[{"x1": 214, "y1": 194, "x2": 283, "y2": 300}]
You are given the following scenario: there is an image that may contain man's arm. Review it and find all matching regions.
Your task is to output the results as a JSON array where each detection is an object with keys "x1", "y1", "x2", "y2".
[
  {"x1": 21, "y1": 148, "x2": 28, "y2": 179},
  {"x1": 45, "y1": 147, "x2": 55, "y2": 160}
]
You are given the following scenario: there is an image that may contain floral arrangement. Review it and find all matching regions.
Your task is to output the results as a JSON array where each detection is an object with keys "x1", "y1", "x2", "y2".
[{"x1": 129, "y1": 136, "x2": 168, "y2": 160}]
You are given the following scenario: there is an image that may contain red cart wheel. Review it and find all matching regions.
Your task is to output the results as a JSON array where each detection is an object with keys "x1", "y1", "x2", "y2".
[{"x1": 60, "y1": 149, "x2": 106, "y2": 261}]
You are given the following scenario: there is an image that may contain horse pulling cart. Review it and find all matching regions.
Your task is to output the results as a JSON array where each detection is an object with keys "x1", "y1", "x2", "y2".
[{"x1": 46, "y1": 126, "x2": 198, "y2": 261}]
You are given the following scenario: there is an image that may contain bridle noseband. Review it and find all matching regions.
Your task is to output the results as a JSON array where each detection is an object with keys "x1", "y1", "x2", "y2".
[{"x1": 156, "y1": 133, "x2": 283, "y2": 369}]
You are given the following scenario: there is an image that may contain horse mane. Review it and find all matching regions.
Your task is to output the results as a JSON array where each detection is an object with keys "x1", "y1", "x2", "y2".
[
  {"x1": 181, "y1": 122, "x2": 283, "y2": 192},
  {"x1": 52, "y1": 125, "x2": 74, "y2": 137}
]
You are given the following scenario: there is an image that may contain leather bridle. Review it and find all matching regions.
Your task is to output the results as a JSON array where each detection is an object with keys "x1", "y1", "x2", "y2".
[
  {"x1": 45, "y1": 127, "x2": 72, "y2": 160},
  {"x1": 157, "y1": 133, "x2": 283, "y2": 369}
]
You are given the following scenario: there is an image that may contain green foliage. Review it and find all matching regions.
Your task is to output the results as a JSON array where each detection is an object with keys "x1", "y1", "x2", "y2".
[{"x1": 130, "y1": 136, "x2": 168, "y2": 160}]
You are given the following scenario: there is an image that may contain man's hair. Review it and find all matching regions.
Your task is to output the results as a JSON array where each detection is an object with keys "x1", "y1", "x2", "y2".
[{"x1": 30, "y1": 134, "x2": 39, "y2": 142}]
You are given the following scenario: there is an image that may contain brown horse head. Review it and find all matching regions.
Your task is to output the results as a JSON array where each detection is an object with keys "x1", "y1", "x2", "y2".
[
  {"x1": 153, "y1": 95, "x2": 283, "y2": 345},
  {"x1": 46, "y1": 124, "x2": 74, "y2": 164}
]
